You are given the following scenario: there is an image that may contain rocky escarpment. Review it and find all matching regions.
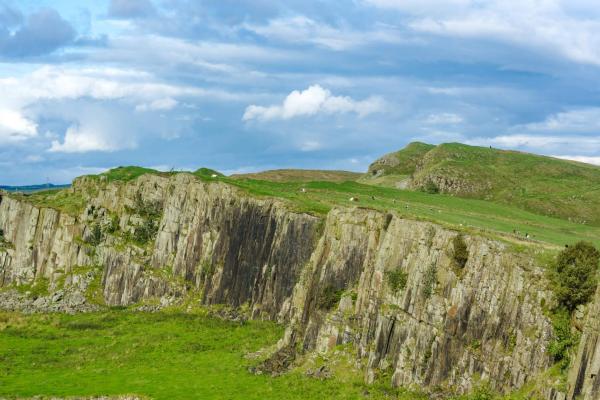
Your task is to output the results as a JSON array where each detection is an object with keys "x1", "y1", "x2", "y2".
[
  {"x1": 279, "y1": 209, "x2": 555, "y2": 394},
  {"x1": 0, "y1": 174, "x2": 596, "y2": 398}
]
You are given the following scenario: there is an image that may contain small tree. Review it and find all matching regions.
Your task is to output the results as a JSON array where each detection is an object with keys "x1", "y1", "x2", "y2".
[
  {"x1": 453, "y1": 234, "x2": 469, "y2": 268},
  {"x1": 553, "y1": 241, "x2": 600, "y2": 311}
]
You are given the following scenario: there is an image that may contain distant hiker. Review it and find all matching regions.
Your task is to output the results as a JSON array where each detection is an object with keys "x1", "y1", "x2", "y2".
[{"x1": 525, "y1": 233, "x2": 530, "y2": 239}]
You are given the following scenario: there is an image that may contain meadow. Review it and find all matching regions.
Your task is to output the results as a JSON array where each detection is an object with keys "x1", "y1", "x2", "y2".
[{"x1": 0, "y1": 310, "x2": 424, "y2": 400}]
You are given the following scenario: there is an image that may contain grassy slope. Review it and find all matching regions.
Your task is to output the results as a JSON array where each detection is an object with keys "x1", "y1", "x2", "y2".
[
  {"x1": 222, "y1": 178, "x2": 600, "y2": 248},
  {"x1": 230, "y1": 169, "x2": 361, "y2": 183},
  {"x1": 365, "y1": 142, "x2": 600, "y2": 226},
  {"x1": 0, "y1": 310, "x2": 423, "y2": 400},
  {"x1": 366, "y1": 142, "x2": 435, "y2": 176}
]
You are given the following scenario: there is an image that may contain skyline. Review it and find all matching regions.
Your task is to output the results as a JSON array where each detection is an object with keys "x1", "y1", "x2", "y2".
[{"x1": 1, "y1": 0, "x2": 600, "y2": 184}]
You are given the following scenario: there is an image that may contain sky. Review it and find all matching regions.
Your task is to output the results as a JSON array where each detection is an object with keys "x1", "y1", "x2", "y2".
[{"x1": 1, "y1": 0, "x2": 600, "y2": 184}]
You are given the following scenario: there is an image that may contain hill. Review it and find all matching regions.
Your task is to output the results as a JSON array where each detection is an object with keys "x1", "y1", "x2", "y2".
[
  {"x1": 230, "y1": 169, "x2": 361, "y2": 183},
  {"x1": 362, "y1": 142, "x2": 600, "y2": 226}
]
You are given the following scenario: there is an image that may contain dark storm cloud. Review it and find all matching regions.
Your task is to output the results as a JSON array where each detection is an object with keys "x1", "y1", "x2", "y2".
[{"x1": 0, "y1": 8, "x2": 75, "y2": 58}]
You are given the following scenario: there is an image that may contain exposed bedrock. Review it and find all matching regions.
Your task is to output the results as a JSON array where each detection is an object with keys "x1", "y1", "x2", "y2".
[{"x1": 0, "y1": 174, "x2": 597, "y2": 398}]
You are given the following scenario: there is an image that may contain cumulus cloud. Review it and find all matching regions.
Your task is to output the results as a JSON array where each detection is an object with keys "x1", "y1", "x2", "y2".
[
  {"x1": 49, "y1": 114, "x2": 137, "y2": 153},
  {"x1": 0, "y1": 66, "x2": 209, "y2": 153},
  {"x1": 0, "y1": 109, "x2": 37, "y2": 143},
  {"x1": 243, "y1": 85, "x2": 385, "y2": 121},
  {"x1": 108, "y1": 0, "x2": 156, "y2": 19},
  {"x1": 0, "y1": 8, "x2": 75, "y2": 58}
]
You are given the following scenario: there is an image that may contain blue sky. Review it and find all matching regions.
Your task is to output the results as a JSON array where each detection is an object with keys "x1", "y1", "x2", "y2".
[{"x1": 1, "y1": 0, "x2": 600, "y2": 184}]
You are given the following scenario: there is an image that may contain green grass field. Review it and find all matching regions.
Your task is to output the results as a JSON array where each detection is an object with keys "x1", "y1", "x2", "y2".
[
  {"x1": 0, "y1": 310, "x2": 424, "y2": 400},
  {"x1": 220, "y1": 178, "x2": 600, "y2": 248}
]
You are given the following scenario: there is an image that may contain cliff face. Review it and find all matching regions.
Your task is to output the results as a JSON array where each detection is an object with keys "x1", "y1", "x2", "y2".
[
  {"x1": 0, "y1": 174, "x2": 594, "y2": 398},
  {"x1": 280, "y1": 209, "x2": 554, "y2": 394}
]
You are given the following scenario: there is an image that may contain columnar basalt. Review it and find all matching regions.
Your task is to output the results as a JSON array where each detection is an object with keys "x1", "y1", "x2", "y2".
[{"x1": 0, "y1": 174, "x2": 595, "y2": 398}]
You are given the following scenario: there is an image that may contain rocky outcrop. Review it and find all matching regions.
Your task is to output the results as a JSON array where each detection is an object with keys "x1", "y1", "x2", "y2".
[
  {"x1": 567, "y1": 287, "x2": 600, "y2": 399},
  {"x1": 0, "y1": 173, "x2": 586, "y2": 397},
  {"x1": 280, "y1": 208, "x2": 554, "y2": 394}
]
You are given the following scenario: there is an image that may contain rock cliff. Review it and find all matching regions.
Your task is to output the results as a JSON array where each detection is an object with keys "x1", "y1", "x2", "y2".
[{"x1": 0, "y1": 173, "x2": 596, "y2": 398}]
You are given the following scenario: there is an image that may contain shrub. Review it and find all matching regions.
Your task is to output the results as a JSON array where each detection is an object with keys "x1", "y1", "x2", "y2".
[
  {"x1": 318, "y1": 285, "x2": 344, "y2": 310},
  {"x1": 453, "y1": 234, "x2": 469, "y2": 268},
  {"x1": 85, "y1": 224, "x2": 103, "y2": 246},
  {"x1": 422, "y1": 179, "x2": 440, "y2": 194},
  {"x1": 548, "y1": 307, "x2": 579, "y2": 370},
  {"x1": 386, "y1": 269, "x2": 408, "y2": 293},
  {"x1": 552, "y1": 241, "x2": 600, "y2": 311},
  {"x1": 422, "y1": 263, "x2": 437, "y2": 299},
  {"x1": 133, "y1": 218, "x2": 159, "y2": 244}
]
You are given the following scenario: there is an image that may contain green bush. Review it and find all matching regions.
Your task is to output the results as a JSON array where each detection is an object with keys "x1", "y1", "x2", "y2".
[
  {"x1": 548, "y1": 308, "x2": 579, "y2": 370},
  {"x1": 318, "y1": 285, "x2": 344, "y2": 310},
  {"x1": 386, "y1": 269, "x2": 408, "y2": 293},
  {"x1": 422, "y1": 179, "x2": 440, "y2": 194},
  {"x1": 85, "y1": 224, "x2": 103, "y2": 246},
  {"x1": 552, "y1": 241, "x2": 600, "y2": 311},
  {"x1": 422, "y1": 263, "x2": 437, "y2": 299},
  {"x1": 453, "y1": 234, "x2": 469, "y2": 269},
  {"x1": 133, "y1": 218, "x2": 159, "y2": 245}
]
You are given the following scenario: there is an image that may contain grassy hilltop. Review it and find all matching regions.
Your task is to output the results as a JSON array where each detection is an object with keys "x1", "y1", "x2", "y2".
[{"x1": 362, "y1": 142, "x2": 600, "y2": 226}]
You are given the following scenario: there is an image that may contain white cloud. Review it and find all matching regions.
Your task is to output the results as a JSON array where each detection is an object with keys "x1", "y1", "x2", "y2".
[
  {"x1": 424, "y1": 112, "x2": 463, "y2": 124},
  {"x1": 467, "y1": 134, "x2": 600, "y2": 154},
  {"x1": 522, "y1": 108, "x2": 600, "y2": 132},
  {"x1": 0, "y1": 66, "x2": 236, "y2": 153},
  {"x1": 49, "y1": 123, "x2": 130, "y2": 153},
  {"x1": 367, "y1": 0, "x2": 600, "y2": 67},
  {"x1": 0, "y1": 109, "x2": 38, "y2": 142},
  {"x1": 243, "y1": 85, "x2": 385, "y2": 121},
  {"x1": 554, "y1": 155, "x2": 600, "y2": 166},
  {"x1": 135, "y1": 97, "x2": 178, "y2": 112}
]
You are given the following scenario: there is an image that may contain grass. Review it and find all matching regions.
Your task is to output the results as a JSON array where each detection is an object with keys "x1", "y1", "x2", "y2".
[
  {"x1": 221, "y1": 178, "x2": 600, "y2": 248},
  {"x1": 231, "y1": 169, "x2": 362, "y2": 183},
  {"x1": 11, "y1": 189, "x2": 86, "y2": 215},
  {"x1": 0, "y1": 310, "x2": 423, "y2": 400},
  {"x1": 364, "y1": 142, "x2": 600, "y2": 226}
]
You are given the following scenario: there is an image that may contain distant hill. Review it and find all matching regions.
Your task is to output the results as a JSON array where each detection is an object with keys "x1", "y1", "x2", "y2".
[
  {"x1": 0, "y1": 183, "x2": 70, "y2": 193},
  {"x1": 362, "y1": 142, "x2": 600, "y2": 226},
  {"x1": 230, "y1": 169, "x2": 361, "y2": 183}
]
